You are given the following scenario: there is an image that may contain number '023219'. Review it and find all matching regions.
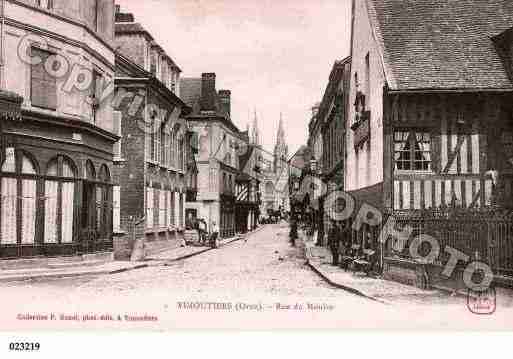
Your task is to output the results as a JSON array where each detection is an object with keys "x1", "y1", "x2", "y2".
[{"x1": 9, "y1": 342, "x2": 40, "y2": 351}]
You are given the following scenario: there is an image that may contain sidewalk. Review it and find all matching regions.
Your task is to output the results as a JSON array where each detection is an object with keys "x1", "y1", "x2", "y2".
[
  {"x1": 0, "y1": 226, "x2": 264, "y2": 283},
  {"x1": 302, "y1": 234, "x2": 458, "y2": 304}
]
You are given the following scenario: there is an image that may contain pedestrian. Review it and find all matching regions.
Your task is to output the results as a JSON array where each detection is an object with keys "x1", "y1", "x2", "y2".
[
  {"x1": 289, "y1": 216, "x2": 298, "y2": 246},
  {"x1": 210, "y1": 221, "x2": 219, "y2": 249},
  {"x1": 338, "y1": 220, "x2": 351, "y2": 266},
  {"x1": 327, "y1": 219, "x2": 340, "y2": 266}
]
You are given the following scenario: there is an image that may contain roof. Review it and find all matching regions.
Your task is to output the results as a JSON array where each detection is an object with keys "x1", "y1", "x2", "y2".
[
  {"x1": 180, "y1": 78, "x2": 202, "y2": 108},
  {"x1": 368, "y1": 0, "x2": 513, "y2": 90},
  {"x1": 115, "y1": 23, "x2": 182, "y2": 72}
]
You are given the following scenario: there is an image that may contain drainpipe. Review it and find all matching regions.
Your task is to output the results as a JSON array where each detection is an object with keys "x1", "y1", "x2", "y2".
[{"x1": 0, "y1": 0, "x2": 5, "y2": 90}]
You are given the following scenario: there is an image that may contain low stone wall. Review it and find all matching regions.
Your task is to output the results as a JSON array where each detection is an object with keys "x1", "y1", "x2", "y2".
[{"x1": 113, "y1": 230, "x2": 185, "y2": 261}]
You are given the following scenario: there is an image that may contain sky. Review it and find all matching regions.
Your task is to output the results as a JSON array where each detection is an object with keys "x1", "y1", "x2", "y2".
[{"x1": 116, "y1": 0, "x2": 352, "y2": 155}]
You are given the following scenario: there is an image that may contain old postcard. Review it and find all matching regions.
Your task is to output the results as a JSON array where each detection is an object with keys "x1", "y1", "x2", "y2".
[{"x1": 0, "y1": 0, "x2": 513, "y2": 335}]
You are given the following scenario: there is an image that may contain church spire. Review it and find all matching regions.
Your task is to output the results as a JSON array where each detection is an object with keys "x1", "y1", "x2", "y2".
[
  {"x1": 274, "y1": 112, "x2": 288, "y2": 173},
  {"x1": 252, "y1": 108, "x2": 260, "y2": 146},
  {"x1": 277, "y1": 112, "x2": 285, "y2": 145}
]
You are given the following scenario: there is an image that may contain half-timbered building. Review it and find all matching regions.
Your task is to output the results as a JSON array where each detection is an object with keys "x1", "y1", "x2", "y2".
[{"x1": 346, "y1": 0, "x2": 513, "y2": 287}]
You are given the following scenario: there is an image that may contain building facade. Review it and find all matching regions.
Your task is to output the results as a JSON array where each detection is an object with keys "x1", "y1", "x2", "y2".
[
  {"x1": 113, "y1": 7, "x2": 195, "y2": 257},
  {"x1": 345, "y1": 0, "x2": 513, "y2": 285},
  {"x1": 318, "y1": 58, "x2": 351, "y2": 244},
  {"x1": 0, "y1": 0, "x2": 117, "y2": 258},
  {"x1": 252, "y1": 114, "x2": 290, "y2": 217},
  {"x1": 181, "y1": 73, "x2": 246, "y2": 239}
]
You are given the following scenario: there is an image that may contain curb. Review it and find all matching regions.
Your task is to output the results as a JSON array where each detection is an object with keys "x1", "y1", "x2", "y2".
[
  {"x1": 0, "y1": 227, "x2": 266, "y2": 283},
  {"x1": 306, "y1": 259, "x2": 389, "y2": 304}
]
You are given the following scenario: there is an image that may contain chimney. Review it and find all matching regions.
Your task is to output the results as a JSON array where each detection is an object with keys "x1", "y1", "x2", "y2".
[
  {"x1": 200, "y1": 73, "x2": 216, "y2": 112},
  {"x1": 218, "y1": 90, "x2": 231, "y2": 119},
  {"x1": 115, "y1": 5, "x2": 135, "y2": 23}
]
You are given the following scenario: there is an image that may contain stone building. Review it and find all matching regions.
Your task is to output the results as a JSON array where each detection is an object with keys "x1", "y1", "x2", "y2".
[
  {"x1": 0, "y1": 0, "x2": 117, "y2": 258},
  {"x1": 112, "y1": 7, "x2": 196, "y2": 258},
  {"x1": 181, "y1": 73, "x2": 246, "y2": 239},
  {"x1": 251, "y1": 113, "x2": 290, "y2": 217},
  {"x1": 308, "y1": 57, "x2": 351, "y2": 246}
]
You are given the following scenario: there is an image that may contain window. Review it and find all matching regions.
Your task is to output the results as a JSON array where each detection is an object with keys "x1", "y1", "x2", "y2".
[
  {"x1": 31, "y1": 47, "x2": 57, "y2": 110},
  {"x1": 113, "y1": 186, "x2": 121, "y2": 232},
  {"x1": 166, "y1": 190, "x2": 172, "y2": 227},
  {"x1": 37, "y1": 0, "x2": 53, "y2": 10},
  {"x1": 178, "y1": 136, "x2": 184, "y2": 171},
  {"x1": 150, "y1": 114, "x2": 160, "y2": 163},
  {"x1": 161, "y1": 61, "x2": 168, "y2": 86},
  {"x1": 170, "y1": 191, "x2": 175, "y2": 226},
  {"x1": 1, "y1": 152, "x2": 38, "y2": 246},
  {"x1": 96, "y1": 165, "x2": 111, "y2": 238},
  {"x1": 159, "y1": 190, "x2": 166, "y2": 227},
  {"x1": 93, "y1": 0, "x2": 99, "y2": 31},
  {"x1": 150, "y1": 51, "x2": 157, "y2": 76},
  {"x1": 394, "y1": 130, "x2": 431, "y2": 171},
  {"x1": 365, "y1": 53, "x2": 370, "y2": 103},
  {"x1": 146, "y1": 187, "x2": 154, "y2": 229},
  {"x1": 113, "y1": 111, "x2": 122, "y2": 159},
  {"x1": 169, "y1": 130, "x2": 176, "y2": 168},
  {"x1": 44, "y1": 156, "x2": 77, "y2": 244},
  {"x1": 170, "y1": 72, "x2": 176, "y2": 93},
  {"x1": 179, "y1": 194, "x2": 184, "y2": 227},
  {"x1": 90, "y1": 69, "x2": 103, "y2": 123}
]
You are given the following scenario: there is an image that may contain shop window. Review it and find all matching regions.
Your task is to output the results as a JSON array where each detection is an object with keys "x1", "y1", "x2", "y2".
[
  {"x1": 31, "y1": 47, "x2": 57, "y2": 110},
  {"x1": 1, "y1": 152, "x2": 38, "y2": 246},
  {"x1": 394, "y1": 130, "x2": 431, "y2": 171},
  {"x1": 44, "y1": 156, "x2": 77, "y2": 244}
]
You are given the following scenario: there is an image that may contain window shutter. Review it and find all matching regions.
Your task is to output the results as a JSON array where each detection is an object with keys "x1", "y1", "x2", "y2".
[
  {"x1": 113, "y1": 111, "x2": 122, "y2": 158},
  {"x1": 31, "y1": 48, "x2": 57, "y2": 110}
]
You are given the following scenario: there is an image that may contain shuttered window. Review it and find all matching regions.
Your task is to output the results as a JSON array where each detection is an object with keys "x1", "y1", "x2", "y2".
[
  {"x1": 146, "y1": 187, "x2": 154, "y2": 229},
  {"x1": 166, "y1": 190, "x2": 171, "y2": 227},
  {"x1": 159, "y1": 190, "x2": 166, "y2": 227},
  {"x1": 31, "y1": 47, "x2": 57, "y2": 110},
  {"x1": 113, "y1": 111, "x2": 122, "y2": 158}
]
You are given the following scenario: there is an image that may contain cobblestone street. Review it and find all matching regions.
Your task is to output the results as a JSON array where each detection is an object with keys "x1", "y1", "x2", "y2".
[{"x1": 1, "y1": 224, "x2": 513, "y2": 330}]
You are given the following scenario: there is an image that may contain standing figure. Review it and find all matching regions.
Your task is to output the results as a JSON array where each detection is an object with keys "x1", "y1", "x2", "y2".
[
  {"x1": 289, "y1": 216, "x2": 298, "y2": 246},
  {"x1": 327, "y1": 219, "x2": 340, "y2": 266},
  {"x1": 210, "y1": 221, "x2": 219, "y2": 249}
]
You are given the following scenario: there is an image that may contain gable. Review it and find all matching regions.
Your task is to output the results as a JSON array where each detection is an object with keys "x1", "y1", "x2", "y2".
[{"x1": 368, "y1": 0, "x2": 513, "y2": 90}]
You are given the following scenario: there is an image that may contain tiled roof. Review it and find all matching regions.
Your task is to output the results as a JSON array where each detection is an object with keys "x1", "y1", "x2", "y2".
[
  {"x1": 115, "y1": 23, "x2": 153, "y2": 40},
  {"x1": 368, "y1": 0, "x2": 513, "y2": 90}
]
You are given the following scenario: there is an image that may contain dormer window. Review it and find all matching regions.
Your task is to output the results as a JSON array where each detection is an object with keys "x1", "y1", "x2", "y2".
[{"x1": 37, "y1": 0, "x2": 53, "y2": 10}]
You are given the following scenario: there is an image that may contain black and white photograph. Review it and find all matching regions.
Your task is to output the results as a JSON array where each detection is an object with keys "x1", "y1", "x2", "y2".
[{"x1": 0, "y1": 0, "x2": 512, "y2": 337}]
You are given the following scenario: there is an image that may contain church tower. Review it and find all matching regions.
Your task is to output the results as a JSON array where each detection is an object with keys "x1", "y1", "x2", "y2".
[
  {"x1": 251, "y1": 109, "x2": 260, "y2": 146},
  {"x1": 274, "y1": 113, "x2": 288, "y2": 174}
]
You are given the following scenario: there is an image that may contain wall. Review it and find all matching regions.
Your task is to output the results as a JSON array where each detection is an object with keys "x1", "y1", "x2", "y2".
[
  {"x1": 346, "y1": 0, "x2": 385, "y2": 191},
  {"x1": 4, "y1": 1, "x2": 115, "y2": 133}
]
